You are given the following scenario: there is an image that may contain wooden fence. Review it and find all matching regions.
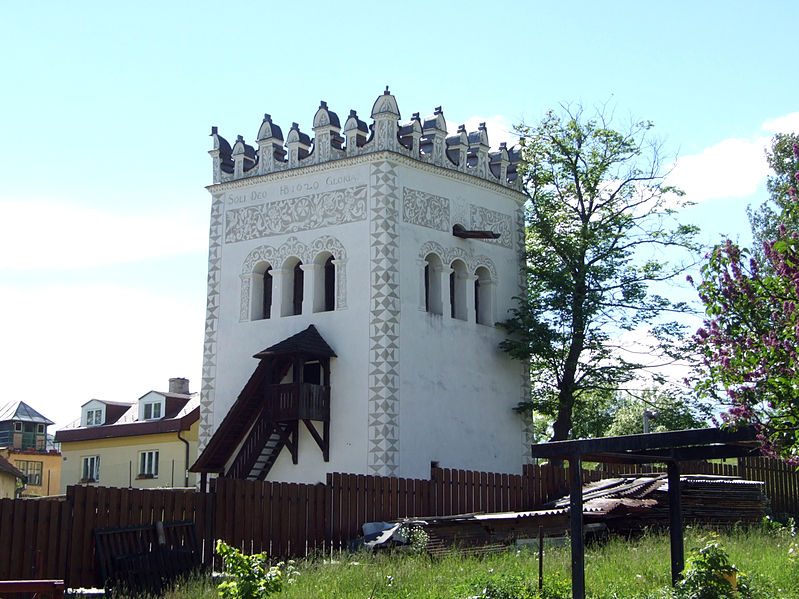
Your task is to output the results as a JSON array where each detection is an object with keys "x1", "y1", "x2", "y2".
[{"x1": 0, "y1": 457, "x2": 796, "y2": 588}]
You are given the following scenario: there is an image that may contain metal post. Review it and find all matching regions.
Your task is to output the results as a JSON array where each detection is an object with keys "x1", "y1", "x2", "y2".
[
  {"x1": 668, "y1": 461, "x2": 684, "y2": 585},
  {"x1": 569, "y1": 454, "x2": 585, "y2": 599}
]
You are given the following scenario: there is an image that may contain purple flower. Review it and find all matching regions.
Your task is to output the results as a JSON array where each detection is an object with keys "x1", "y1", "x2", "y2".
[
  {"x1": 794, "y1": 142, "x2": 799, "y2": 159},
  {"x1": 686, "y1": 274, "x2": 694, "y2": 285}
]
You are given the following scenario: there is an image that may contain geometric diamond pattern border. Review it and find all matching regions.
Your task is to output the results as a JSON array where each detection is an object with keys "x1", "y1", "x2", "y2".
[
  {"x1": 514, "y1": 205, "x2": 533, "y2": 463},
  {"x1": 367, "y1": 161, "x2": 401, "y2": 476},
  {"x1": 198, "y1": 194, "x2": 225, "y2": 452}
]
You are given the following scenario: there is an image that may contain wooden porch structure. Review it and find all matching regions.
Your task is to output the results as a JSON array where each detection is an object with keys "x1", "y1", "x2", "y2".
[
  {"x1": 529, "y1": 426, "x2": 760, "y2": 599},
  {"x1": 191, "y1": 325, "x2": 335, "y2": 484}
]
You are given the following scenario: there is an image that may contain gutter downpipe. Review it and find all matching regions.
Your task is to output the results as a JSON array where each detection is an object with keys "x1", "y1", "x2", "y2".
[{"x1": 177, "y1": 428, "x2": 190, "y2": 487}]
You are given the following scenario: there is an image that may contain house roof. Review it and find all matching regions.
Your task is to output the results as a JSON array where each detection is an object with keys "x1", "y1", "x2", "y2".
[
  {"x1": 254, "y1": 324, "x2": 337, "y2": 359},
  {"x1": 55, "y1": 399, "x2": 199, "y2": 443},
  {"x1": 0, "y1": 454, "x2": 25, "y2": 480},
  {"x1": 0, "y1": 401, "x2": 54, "y2": 426}
]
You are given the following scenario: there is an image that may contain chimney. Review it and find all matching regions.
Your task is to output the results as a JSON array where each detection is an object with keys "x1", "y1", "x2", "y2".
[{"x1": 169, "y1": 378, "x2": 190, "y2": 395}]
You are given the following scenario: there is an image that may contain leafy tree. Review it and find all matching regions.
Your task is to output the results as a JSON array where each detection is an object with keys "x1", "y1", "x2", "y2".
[
  {"x1": 693, "y1": 140, "x2": 799, "y2": 459},
  {"x1": 500, "y1": 105, "x2": 699, "y2": 442},
  {"x1": 747, "y1": 133, "x2": 799, "y2": 264},
  {"x1": 606, "y1": 388, "x2": 710, "y2": 436}
]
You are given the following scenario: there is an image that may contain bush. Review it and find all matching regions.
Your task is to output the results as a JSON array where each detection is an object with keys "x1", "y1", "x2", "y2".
[
  {"x1": 673, "y1": 541, "x2": 756, "y2": 599},
  {"x1": 216, "y1": 540, "x2": 296, "y2": 599}
]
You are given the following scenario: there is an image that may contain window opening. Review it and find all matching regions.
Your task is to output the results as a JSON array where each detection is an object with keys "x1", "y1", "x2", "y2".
[
  {"x1": 450, "y1": 260, "x2": 467, "y2": 320},
  {"x1": 303, "y1": 362, "x2": 322, "y2": 385},
  {"x1": 324, "y1": 256, "x2": 335, "y2": 312},
  {"x1": 285, "y1": 260, "x2": 303, "y2": 316},
  {"x1": 263, "y1": 270, "x2": 273, "y2": 319},
  {"x1": 143, "y1": 402, "x2": 162, "y2": 420},
  {"x1": 424, "y1": 264, "x2": 430, "y2": 312},
  {"x1": 15, "y1": 460, "x2": 42, "y2": 486},
  {"x1": 86, "y1": 409, "x2": 103, "y2": 426},
  {"x1": 81, "y1": 456, "x2": 99, "y2": 482},
  {"x1": 423, "y1": 253, "x2": 443, "y2": 315},
  {"x1": 475, "y1": 266, "x2": 493, "y2": 325},
  {"x1": 449, "y1": 270, "x2": 456, "y2": 317},
  {"x1": 139, "y1": 450, "x2": 159, "y2": 478}
]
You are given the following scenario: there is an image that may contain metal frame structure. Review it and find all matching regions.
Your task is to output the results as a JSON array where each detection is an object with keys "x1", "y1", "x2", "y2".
[{"x1": 529, "y1": 426, "x2": 759, "y2": 599}]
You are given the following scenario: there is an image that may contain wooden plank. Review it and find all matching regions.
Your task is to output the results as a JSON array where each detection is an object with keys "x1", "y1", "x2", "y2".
[
  {"x1": 480, "y1": 471, "x2": 489, "y2": 514},
  {"x1": 56, "y1": 500, "x2": 70, "y2": 582},
  {"x1": 328, "y1": 473, "x2": 339, "y2": 549},
  {"x1": 65, "y1": 487, "x2": 84, "y2": 587},
  {"x1": 0, "y1": 499, "x2": 12, "y2": 580},
  {"x1": 278, "y1": 482, "x2": 291, "y2": 557},
  {"x1": 443, "y1": 469, "x2": 453, "y2": 516},
  {"x1": 17, "y1": 500, "x2": 35, "y2": 579},
  {"x1": 297, "y1": 484, "x2": 309, "y2": 557},
  {"x1": 377, "y1": 475, "x2": 387, "y2": 522},
  {"x1": 397, "y1": 477, "x2": 407, "y2": 519},
  {"x1": 42, "y1": 500, "x2": 61, "y2": 578},
  {"x1": 362, "y1": 475, "x2": 373, "y2": 524},
  {"x1": 32, "y1": 500, "x2": 49, "y2": 578}
]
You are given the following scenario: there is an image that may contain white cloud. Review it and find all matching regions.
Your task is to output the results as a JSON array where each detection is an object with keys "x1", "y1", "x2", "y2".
[
  {"x1": 667, "y1": 111, "x2": 799, "y2": 206},
  {"x1": 0, "y1": 199, "x2": 208, "y2": 270},
  {"x1": 668, "y1": 137, "x2": 770, "y2": 204},
  {"x1": 762, "y1": 112, "x2": 799, "y2": 135},
  {"x1": 0, "y1": 283, "x2": 204, "y2": 430}
]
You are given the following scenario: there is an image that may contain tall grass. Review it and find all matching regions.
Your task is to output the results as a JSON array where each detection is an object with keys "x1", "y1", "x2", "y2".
[{"x1": 155, "y1": 526, "x2": 799, "y2": 598}]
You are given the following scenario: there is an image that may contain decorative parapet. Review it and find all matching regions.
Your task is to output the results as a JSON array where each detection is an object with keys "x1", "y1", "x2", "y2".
[{"x1": 209, "y1": 88, "x2": 522, "y2": 189}]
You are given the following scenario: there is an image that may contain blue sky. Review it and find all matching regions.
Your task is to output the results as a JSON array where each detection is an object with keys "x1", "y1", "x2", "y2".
[{"x1": 2, "y1": 1, "x2": 797, "y2": 429}]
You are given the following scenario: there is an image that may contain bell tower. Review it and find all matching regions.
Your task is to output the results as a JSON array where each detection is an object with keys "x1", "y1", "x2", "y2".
[{"x1": 193, "y1": 89, "x2": 532, "y2": 483}]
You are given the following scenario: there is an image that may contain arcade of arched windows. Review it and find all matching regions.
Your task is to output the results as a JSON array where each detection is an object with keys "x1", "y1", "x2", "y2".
[
  {"x1": 240, "y1": 236, "x2": 346, "y2": 322},
  {"x1": 420, "y1": 243, "x2": 497, "y2": 326}
]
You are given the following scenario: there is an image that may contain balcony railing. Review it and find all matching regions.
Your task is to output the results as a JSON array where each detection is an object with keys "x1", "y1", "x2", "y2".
[{"x1": 266, "y1": 383, "x2": 330, "y2": 421}]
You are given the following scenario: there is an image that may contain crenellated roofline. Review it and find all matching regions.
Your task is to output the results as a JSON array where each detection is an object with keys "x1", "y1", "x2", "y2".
[{"x1": 209, "y1": 88, "x2": 523, "y2": 190}]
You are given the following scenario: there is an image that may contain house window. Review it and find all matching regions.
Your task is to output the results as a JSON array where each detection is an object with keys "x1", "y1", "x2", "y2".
[
  {"x1": 13, "y1": 422, "x2": 21, "y2": 432},
  {"x1": 15, "y1": 460, "x2": 42, "y2": 486},
  {"x1": 81, "y1": 456, "x2": 100, "y2": 483},
  {"x1": 36, "y1": 424, "x2": 44, "y2": 434},
  {"x1": 139, "y1": 450, "x2": 159, "y2": 478},
  {"x1": 86, "y1": 409, "x2": 103, "y2": 426},
  {"x1": 143, "y1": 402, "x2": 162, "y2": 420}
]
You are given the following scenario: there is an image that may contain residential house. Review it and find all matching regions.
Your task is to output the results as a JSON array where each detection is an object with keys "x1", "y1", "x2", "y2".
[
  {"x1": 0, "y1": 401, "x2": 61, "y2": 496},
  {"x1": 55, "y1": 378, "x2": 200, "y2": 492}
]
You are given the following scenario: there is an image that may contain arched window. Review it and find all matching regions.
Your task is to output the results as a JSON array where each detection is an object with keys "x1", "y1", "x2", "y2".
[
  {"x1": 424, "y1": 253, "x2": 443, "y2": 315},
  {"x1": 313, "y1": 252, "x2": 336, "y2": 313},
  {"x1": 450, "y1": 260, "x2": 467, "y2": 320},
  {"x1": 263, "y1": 270, "x2": 273, "y2": 319},
  {"x1": 475, "y1": 266, "x2": 493, "y2": 325},
  {"x1": 281, "y1": 257, "x2": 304, "y2": 316},
  {"x1": 250, "y1": 261, "x2": 273, "y2": 320}
]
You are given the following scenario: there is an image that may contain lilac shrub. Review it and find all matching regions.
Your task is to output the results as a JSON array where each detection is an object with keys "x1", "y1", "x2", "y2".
[{"x1": 694, "y1": 143, "x2": 799, "y2": 460}]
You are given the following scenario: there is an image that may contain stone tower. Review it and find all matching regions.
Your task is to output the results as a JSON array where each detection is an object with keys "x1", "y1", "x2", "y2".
[{"x1": 192, "y1": 89, "x2": 530, "y2": 484}]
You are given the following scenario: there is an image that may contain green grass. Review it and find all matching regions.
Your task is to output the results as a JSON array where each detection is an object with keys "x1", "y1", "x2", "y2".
[{"x1": 154, "y1": 526, "x2": 799, "y2": 599}]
